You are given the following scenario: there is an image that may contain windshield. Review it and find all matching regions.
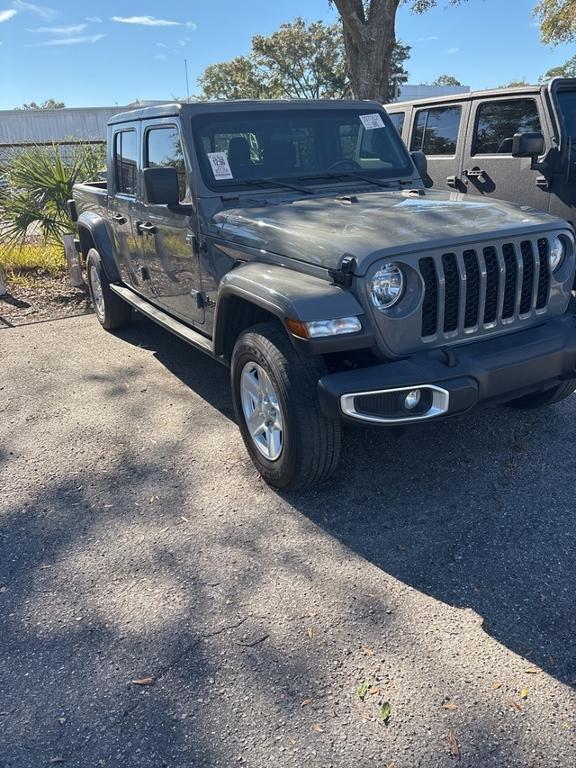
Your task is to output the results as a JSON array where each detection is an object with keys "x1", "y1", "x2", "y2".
[
  {"x1": 192, "y1": 108, "x2": 413, "y2": 191},
  {"x1": 556, "y1": 89, "x2": 576, "y2": 138}
]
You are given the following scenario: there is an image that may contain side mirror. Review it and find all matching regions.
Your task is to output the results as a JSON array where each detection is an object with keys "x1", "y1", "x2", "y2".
[
  {"x1": 411, "y1": 151, "x2": 432, "y2": 188},
  {"x1": 512, "y1": 132, "x2": 545, "y2": 158},
  {"x1": 143, "y1": 167, "x2": 180, "y2": 205}
]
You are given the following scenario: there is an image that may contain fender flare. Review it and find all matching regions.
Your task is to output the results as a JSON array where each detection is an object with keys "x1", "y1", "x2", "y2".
[
  {"x1": 213, "y1": 261, "x2": 372, "y2": 357},
  {"x1": 77, "y1": 212, "x2": 121, "y2": 283}
]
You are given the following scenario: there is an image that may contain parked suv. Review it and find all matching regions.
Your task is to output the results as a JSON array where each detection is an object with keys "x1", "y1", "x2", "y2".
[
  {"x1": 71, "y1": 99, "x2": 576, "y2": 490},
  {"x1": 386, "y1": 78, "x2": 576, "y2": 229}
]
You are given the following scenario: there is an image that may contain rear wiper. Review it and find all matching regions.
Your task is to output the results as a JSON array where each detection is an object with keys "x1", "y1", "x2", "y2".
[
  {"x1": 241, "y1": 177, "x2": 313, "y2": 195},
  {"x1": 297, "y1": 172, "x2": 399, "y2": 190}
]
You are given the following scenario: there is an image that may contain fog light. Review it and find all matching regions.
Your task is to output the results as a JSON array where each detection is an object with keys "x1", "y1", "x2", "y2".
[{"x1": 404, "y1": 389, "x2": 422, "y2": 410}]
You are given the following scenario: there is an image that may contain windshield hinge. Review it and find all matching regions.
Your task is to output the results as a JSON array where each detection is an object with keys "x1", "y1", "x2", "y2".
[{"x1": 328, "y1": 254, "x2": 357, "y2": 289}]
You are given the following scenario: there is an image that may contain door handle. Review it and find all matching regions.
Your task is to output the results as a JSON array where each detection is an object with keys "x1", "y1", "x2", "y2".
[
  {"x1": 111, "y1": 213, "x2": 127, "y2": 224},
  {"x1": 463, "y1": 168, "x2": 486, "y2": 179},
  {"x1": 136, "y1": 221, "x2": 158, "y2": 235}
]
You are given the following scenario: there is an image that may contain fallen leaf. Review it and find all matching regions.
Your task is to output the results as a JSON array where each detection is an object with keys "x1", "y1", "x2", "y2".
[
  {"x1": 149, "y1": 495, "x2": 159, "y2": 503},
  {"x1": 442, "y1": 702, "x2": 458, "y2": 711},
  {"x1": 356, "y1": 681, "x2": 370, "y2": 701},
  {"x1": 130, "y1": 676, "x2": 156, "y2": 686},
  {"x1": 307, "y1": 626, "x2": 315, "y2": 639},
  {"x1": 300, "y1": 699, "x2": 313, "y2": 707},
  {"x1": 387, "y1": 763, "x2": 397, "y2": 768},
  {"x1": 507, "y1": 698, "x2": 524, "y2": 712},
  {"x1": 364, "y1": 593, "x2": 377, "y2": 598},
  {"x1": 49, "y1": 759, "x2": 65, "y2": 765},
  {"x1": 180, "y1": 516, "x2": 189, "y2": 522},
  {"x1": 369, "y1": 685, "x2": 380, "y2": 695},
  {"x1": 519, "y1": 688, "x2": 529, "y2": 700},
  {"x1": 448, "y1": 729, "x2": 460, "y2": 758},
  {"x1": 57, "y1": 717, "x2": 66, "y2": 725},
  {"x1": 379, "y1": 701, "x2": 392, "y2": 723},
  {"x1": 362, "y1": 645, "x2": 374, "y2": 656},
  {"x1": 525, "y1": 666, "x2": 541, "y2": 674},
  {"x1": 491, "y1": 681, "x2": 502, "y2": 689},
  {"x1": 311, "y1": 723, "x2": 324, "y2": 733}
]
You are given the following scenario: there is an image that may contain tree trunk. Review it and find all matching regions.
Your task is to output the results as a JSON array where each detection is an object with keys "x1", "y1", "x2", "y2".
[{"x1": 332, "y1": 0, "x2": 401, "y2": 102}]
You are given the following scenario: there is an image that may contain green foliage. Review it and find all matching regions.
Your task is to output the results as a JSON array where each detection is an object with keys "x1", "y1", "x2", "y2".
[
  {"x1": 533, "y1": 0, "x2": 576, "y2": 44},
  {"x1": 198, "y1": 17, "x2": 410, "y2": 101},
  {"x1": 499, "y1": 79, "x2": 532, "y2": 87},
  {"x1": 0, "y1": 142, "x2": 105, "y2": 247},
  {"x1": 16, "y1": 99, "x2": 66, "y2": 110},
  {"x1": 431, "y1": 74, "x2": 462, "y2": 86},
  {"x1": 0, "y1": 242, "x2": 66, "y2": 277},
  {"x1": 540, "y1": 53, "x2": 576, "y2": 80}
]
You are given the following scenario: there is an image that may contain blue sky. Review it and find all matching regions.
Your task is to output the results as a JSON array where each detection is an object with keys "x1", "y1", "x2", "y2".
[{"x1": 0, "y1": 0, "x2": 574, "y2": 109}]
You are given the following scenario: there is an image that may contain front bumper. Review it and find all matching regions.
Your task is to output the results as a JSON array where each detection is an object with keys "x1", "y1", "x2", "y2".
[{"x1": 318, "y1": 316, "x2": 576, "y2": 424}]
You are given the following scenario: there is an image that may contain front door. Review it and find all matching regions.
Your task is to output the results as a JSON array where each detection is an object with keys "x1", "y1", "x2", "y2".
[
  {"x1": 408, "y1": 102, "x2": 466, "y2": 191},
  {"x1": 459, "y1": 96, "x2": 552, "y2": 213},
  {"x1": 108, "y1": 124, "x2": 151, "y2": 296},
  {"x1": 136, "y1": 121, "x2": 204, "y2": 324}
]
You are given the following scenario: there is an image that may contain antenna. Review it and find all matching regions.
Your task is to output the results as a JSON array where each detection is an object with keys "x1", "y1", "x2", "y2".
[{"x1": 184, "y1": 59, "x2": 190, "y2": 102}]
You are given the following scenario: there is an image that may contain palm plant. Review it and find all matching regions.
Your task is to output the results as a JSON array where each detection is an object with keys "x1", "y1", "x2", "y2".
[{"x1": 0, "y1": 141, "x2": 104, "y2": 248}]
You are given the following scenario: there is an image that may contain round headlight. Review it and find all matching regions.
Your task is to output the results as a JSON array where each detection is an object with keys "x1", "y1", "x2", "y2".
[
  {"x1": 370, "y1": 264, "x2": 405, "y2": 309},
  {"x1": 549, "y1": 236, "x2": 565, "y2": 272}
]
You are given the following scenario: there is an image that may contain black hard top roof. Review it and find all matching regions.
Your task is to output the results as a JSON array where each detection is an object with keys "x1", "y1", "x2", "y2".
[{"x1": 108, "y1": 98, "x2": 384, "y2": 126}]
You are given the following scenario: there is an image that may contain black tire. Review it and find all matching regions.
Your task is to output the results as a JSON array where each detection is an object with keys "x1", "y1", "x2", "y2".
[
  {"x1": 231, "y1": 321, "x2": 341, "y2": 491},
  {"x1": 506, "y1": 380, "x2": 576, "y2": 409},
  {"x1": 86, "y1": 248, "x2": 131, "y2": 331}
]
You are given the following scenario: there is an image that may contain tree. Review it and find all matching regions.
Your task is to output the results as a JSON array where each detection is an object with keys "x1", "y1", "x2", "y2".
[
  {"x1": 499, "y1": 79, "x2": 531, "y2": 87},
  {"x1": 540, "y1": 53, "x2": 576, "y2": 80},
  {"x1": 331, "y1": 0, "x2": 462, "y2": 101},
  {"x1": 533, "y1": 0, "x2": 576, "y2": 44},
  {"x1": 198, "y1": 17, "x2": 410, "y2": 101},
  {"x1": 431, "y1": 74, "x2": 462, "y2": 86},
  {"x1": 17, "y1": 99, "x2": 65, "y2": 110}
]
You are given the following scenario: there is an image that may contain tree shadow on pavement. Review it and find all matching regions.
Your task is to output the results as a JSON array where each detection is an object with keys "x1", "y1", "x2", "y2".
[{"x1": 114, "y1": 316, "x2": 576, "y2": 686}]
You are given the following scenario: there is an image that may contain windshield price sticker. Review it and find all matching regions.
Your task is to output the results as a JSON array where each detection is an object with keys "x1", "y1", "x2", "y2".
[
  {"x1": 359, "y1": 113, "x2": 385, "y2": 130},
  {"x1": 207, "y1": 152, "x2": 233, "y2": 180}
]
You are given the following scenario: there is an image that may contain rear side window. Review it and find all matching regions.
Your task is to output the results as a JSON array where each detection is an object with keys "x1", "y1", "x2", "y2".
[
  {"x1": 473, "y1": 99, "x2": 542, "y2": 154},
  {"x1": 114, "y1": 130, "x2": 137, "y2": 195},
  {"x1": 411, "y1": 106, "x2": 461, "y2": 155},
  {"x1": 145, "y1": 126, "x2": 187, "y2": 201},
  {"x1": 388, "y1": 112, "x2": 405, "y2": 135}
]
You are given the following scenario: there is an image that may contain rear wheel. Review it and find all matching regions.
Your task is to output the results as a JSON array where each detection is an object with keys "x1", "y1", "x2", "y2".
[
  {"x1": 506, "y1": 380, "x2": 576, "y2": 409},
  {"x1": 231, "y1": 321, "x2": 341, "y2": 491},
  {"x1": 86, "y1": 248, "x2": 131, "y2": 331}
]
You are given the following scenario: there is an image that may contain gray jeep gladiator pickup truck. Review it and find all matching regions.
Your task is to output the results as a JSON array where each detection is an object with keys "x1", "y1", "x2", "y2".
[{"x1": 71, "y1": 99, "x2": 576, "y2": 490}]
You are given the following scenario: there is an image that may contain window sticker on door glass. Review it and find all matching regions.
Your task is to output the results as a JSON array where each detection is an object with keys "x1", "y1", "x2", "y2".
[
  {"x1": 207, "y1": 151, "x2": 233, "y2": 180},
  {"x1": 359, "y1": 113, "x2": 385, "y2": 130}
]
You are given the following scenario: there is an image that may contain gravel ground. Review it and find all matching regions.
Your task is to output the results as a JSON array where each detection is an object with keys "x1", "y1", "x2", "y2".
[
  {"x1": 0, "y1": 274, "x2": 92, "y2": 327},
  {"x1": 0, "y1": 314, "x2": 575, "y2": 768}
]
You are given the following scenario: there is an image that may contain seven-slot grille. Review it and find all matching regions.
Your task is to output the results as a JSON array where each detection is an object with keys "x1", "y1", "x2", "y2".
[{"x1": 419, "y1": 238, "x2": 551, "y2": 339}]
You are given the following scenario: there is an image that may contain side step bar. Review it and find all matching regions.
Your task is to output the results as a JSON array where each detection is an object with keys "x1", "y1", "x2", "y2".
[{"x1": 110, "y1": 284, "x2": 216, "y2": 357}]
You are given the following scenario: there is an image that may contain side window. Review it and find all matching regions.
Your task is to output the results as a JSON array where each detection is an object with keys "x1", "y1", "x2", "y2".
[
  {"x1": 410, "y1": 106, "x2": 461, "y2": 155},
  {"x1": 473, "y1": 99, "x2": 542, "y2": 155},
  {"x1": 145, "y1": 126, "x2": 187, "y2": 201},
  {"x1": 114, "y1": 130, "x2": 137, "y2": 195},
  {"x1": 388, "y1": 112, "x2": 405, "y2": 135}
]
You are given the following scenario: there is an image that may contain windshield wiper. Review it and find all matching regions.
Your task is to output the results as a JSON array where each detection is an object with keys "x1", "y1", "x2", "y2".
[
  {"x1": 241, "y1": 177, "x2": 313, "y2": 195},
  {"x1": 297, "y1": 172, "x2": 400, "y2": 190}
]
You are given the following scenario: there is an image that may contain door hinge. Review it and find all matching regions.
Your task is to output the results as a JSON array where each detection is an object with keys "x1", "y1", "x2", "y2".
[
  {"x1": 188, "y1": 235, "x2": 208, "y2": 255},
  {"x1": 193, "y1": 290, "x2": 215, "y2": 310}
]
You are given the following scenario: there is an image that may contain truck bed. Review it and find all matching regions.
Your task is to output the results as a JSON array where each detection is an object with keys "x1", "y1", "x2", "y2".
[{"x1": 73, "y1": 180, "x2": 108, "y2": 214}]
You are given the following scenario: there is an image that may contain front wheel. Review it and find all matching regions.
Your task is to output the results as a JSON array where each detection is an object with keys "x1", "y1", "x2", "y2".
[
  {"x1": 506, "y1": 380, "x2": 576, "y2": 409},
  {"x1": 231, "y1": 322, "x2": 341, "y2": 491}
]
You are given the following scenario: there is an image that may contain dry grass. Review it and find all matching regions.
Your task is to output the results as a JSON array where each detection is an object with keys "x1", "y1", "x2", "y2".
[{"x1": 0, "y1": 243, "x2": 66, "y2": 285}]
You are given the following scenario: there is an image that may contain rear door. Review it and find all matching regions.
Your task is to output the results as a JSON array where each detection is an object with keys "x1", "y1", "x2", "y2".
[
  {"x1": 409, "y1": 102, "x2": 466, "y2": 190},
  {"x1": 460, "y1": 95, "x2": 552, "y2": 212},
  {"x1": 136, "y1": 119, "x2": 204, "y2": 324},
  {"x1": 108, "y1": 123, "x2": 152, "y2": 295}
]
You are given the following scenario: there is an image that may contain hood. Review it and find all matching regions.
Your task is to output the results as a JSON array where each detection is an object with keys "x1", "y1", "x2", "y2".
[{"x1": 212, "y1": 189, "x2": 559, "y2": 275}]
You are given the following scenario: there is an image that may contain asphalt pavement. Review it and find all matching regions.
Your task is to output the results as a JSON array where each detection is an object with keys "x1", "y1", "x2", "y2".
[{"x1": 1, "y1": 314, "x2": 575, "y2": 767}]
